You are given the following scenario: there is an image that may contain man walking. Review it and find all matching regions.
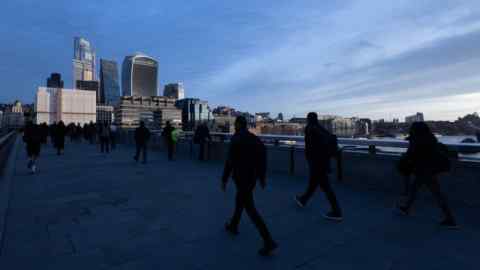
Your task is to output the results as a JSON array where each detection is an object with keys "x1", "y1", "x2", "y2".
[
  {"x1": 194, "y1": 123, "x2": 211, "y2": 161},
  {"x1": 134, "y1": 121, "x2": 150, "y2": 164},
  {"x1": 23, "y1": 121, "x2": 42, "y2": 174},
  {"x1": 222, "y1": 116, "x2": 278, "y2": 256},
  {"x1": 161, "y1": 121, "x2": 175, "y2": 161},
  {"x1": 295, "y1": 112, "x2": 343, "y2": 221},
  {"x1": 99, "y1": 123, "x2": 111, "y2": 153}
]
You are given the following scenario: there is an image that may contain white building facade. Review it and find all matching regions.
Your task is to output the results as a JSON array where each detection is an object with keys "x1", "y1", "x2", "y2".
[{"x1": 35, "y1": 87, "x2": 96, "y2": 125}]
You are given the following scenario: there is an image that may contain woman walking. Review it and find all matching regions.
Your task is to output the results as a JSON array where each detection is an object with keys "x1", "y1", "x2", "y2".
[
  {"x1": 23, "y1": 121, "x2": 42, "y2": 174},
  {"x1": 396, "y1": 122, "x2": 458, "y2": 229}
]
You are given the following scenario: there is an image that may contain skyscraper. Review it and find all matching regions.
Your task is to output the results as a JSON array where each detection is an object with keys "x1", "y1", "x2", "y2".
[
  {"x1": 99, "y1": 59, "x2": 120, "y2": 105},
  {"x1": 122, "y1": 53, "x2": 158, "y2": 97},
  {"x1": 46, "y1": 73, "x2": 64, "y2": 88},
  {"x1": 73, "y1": 37, "x2": 96, "y2": 88},
  {"x1": 164, "y1": 83, "x2": 185, "y2": 100}
]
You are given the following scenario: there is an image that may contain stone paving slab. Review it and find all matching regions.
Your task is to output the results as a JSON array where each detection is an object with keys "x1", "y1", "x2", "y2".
[{"x1": 0, "y1": 142, "x2": 479, "y2": 269}]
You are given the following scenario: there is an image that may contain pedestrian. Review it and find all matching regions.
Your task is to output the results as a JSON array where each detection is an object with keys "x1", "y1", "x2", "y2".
[
  {"x1": 161, "y1": 121, "x2": 175, "y2": 161},
  {"x1": 134, "y1": 121, "x2": 151, "y2": 164},
  {"x1": 23, "y1": 121, "x2": 42, "y2": 174},
  {"x1": 88, "y1": 122, "x2": 96, "y2": 144},
  {"x1": 40, "y1": 122, "x2": 49, "y2": 144},
  {"x1": 109, "y1": 123, "x2": 117, "y2": 150},
  {"x1": 295, "y1": 112, "x2": 343, "y2": 221},
  {"x1": 99, "y1": 123, "x2": 111, "y2": 153},
  {"x1": 194, "y1": 123, "x2": 211, "y2": 161},
  {"x1": 54, "y1": 121, "x2": 66, "y2": 155},
  {"x1": 222, "y1": 116, "x2": 278, "y2": 256},
  {"x1": 396, "y1": 122, "x2": 458, "y2": 229}
]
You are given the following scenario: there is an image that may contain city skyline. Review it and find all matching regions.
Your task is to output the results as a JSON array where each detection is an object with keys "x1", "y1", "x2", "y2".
[{"x1": 1, "y1": 1, "x2": 480, "y2": 121}]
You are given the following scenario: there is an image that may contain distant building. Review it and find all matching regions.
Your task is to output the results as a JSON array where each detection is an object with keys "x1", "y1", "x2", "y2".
[
  {"x1": 35, "y1": 87, "x2": 96, "y2": 125},
  {"x1": 0, "y1": 111, "x2": 3, "y2": 128},
  {"x1": 163, "y1": 83, "x2": 185, "y2": 100},
  {"x1": 76, "y1": 80, "x2": 100, "y2": 102},
  {"x1": 289, "y1": 117, "x2": 307, "y2": 124},
  {"x1": 99, "y1": 59, "x2": 120, "y2": 105},
  {"x1": 114, "y1": 96, "x2": 181, "y2": 129},
  {"x1": 122, "y1": 53, "x2": 158, "y2": 97},
  {"x1": 73, "y1": 37, "x2": 96, "y2": 88},
  {"x1": 405, "y1": 113, "x2": 424, "y2": 123},
  {"x1": 213, "y1": 114, "x2": 236, "y2": 133},
  {"x1": 2, "y1": 101, "x2": 24, "y2": 129},
  {"x1": 47, "y1": 73, "x2": 64, "y2": 88},
  {"x1": 175, "y1": 98, "x2": 213, "y2": 131},
  {"x1": 96, "y1": 105, "x2": 114, "y2": 124},
  {"x1": 255, "y1": 112, "x2": 271, "y2": 122},
  {"x1": 277, "y1": 113, "x2": 284, "y2": 122}
]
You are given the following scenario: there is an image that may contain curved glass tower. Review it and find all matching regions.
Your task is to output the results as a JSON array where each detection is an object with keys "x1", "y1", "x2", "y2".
[{"x1": 122, "y1": 53, "x2": 158, "y2": 97}]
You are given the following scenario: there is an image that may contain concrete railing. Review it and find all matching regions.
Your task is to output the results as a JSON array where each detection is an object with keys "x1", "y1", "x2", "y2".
[
  {"x1": 117, "y1": 130, "x2": 480, "y2": 208},
  {"x1": 0, "y1": 131, "x2": 17, "y2": 175}
]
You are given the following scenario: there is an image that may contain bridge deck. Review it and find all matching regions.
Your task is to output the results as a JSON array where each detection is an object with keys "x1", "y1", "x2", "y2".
[{"x1": 1, "y1": 140, "x2": 479, "y2": 270}]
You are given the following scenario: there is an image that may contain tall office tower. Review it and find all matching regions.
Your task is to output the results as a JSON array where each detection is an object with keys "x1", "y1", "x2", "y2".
[
  {"x1": 99, "y1": 59, "x2": 120, "y2": 105},
  {"x1": 122, "y1": 53, "x2": 158, "y2": 97},
  {"x1": 164, "y1": 83, "x2": 185, "y2": 100},
  {"x1": 73, "y1": 37, "x2": 96, "y2": 88},
  {"x1": 46, "y1": 73, "x2": 64, "y2": 88}
]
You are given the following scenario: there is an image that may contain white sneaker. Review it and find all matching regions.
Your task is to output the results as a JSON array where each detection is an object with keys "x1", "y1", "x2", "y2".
[{"x1": 31, "y1": 165, "x2": 37, "y2": 174}]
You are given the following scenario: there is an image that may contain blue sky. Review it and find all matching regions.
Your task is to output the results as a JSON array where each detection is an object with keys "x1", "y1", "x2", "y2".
[{"x1": 1, "y1": 0, "x2": 480, "y2": 120}]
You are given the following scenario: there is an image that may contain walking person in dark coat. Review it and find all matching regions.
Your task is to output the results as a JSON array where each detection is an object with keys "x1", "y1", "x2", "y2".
[
  {"x1": 222, "y1": 116, "x2": 278, "y2": 256},
  {"x1": 161, "y1": 121, "x2": 175, "y2": 161},
  {"x1": 40, "y1": 122, "x2": 49, "y2": 144},
  {"x1": 54, "y1": 121, "x2": 66, "y2": 155},
  {"x1": 396, "y1": 122, "x2": 458, "y2": 229},
  {"x1": 99, "y1": 123, "x2": 111, "y2": 153},
  {"x1": 23, "y1": 121, "x2": 42, "y2": 174},
  {"x1": 295, "y1": 112, "x2": 343, "y2": 221},
  {"x1": 134, "y1": 121, "x2": 151, "y2": 164},
  {"x1": 194, "y1": 122, "x2": 211, "y2": 161}
]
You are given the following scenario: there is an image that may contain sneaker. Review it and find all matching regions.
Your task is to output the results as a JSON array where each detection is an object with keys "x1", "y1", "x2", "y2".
[
  {"x1": 394, "y1": 205, "x2": 409, "y2": 216},
  {"x1": 323, "y1": 211, "x2": 343, "y2": 222},
  {"x1": 31, "y1": 165, "x2": 37, "y2": 174},
  {"x1": 224, "y1": 222, "x2": 239, "y2": 236},
  {"x1": 294, "y1": 195, "x2": 305, "y2": 208},
  {"x1": 440, "y1": 219, "x2": 460, "y2": 230},
  {"x1": 258, "y1": 241, "x2": 278, "y2": 257}
]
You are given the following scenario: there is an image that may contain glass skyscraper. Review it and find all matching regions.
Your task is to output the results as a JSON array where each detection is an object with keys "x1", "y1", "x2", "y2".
[
  {"x1": 122, "y1": 53, "x2": 158, "y2": 97},
  {"x1": 100, "y1": 59, "x2": 120, "y2": 105},
  {"x1": 73, "y1": 37, "x2": 96, "y2": 88}
]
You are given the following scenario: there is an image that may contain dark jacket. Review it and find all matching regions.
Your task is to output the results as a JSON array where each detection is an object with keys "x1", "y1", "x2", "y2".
[
  {"x1": 134, "y1": 126, "x2": 151, "y2": 145},
  {"x1": 304, "y1": 123, "x2": 332, "y2": 172},
  {"x1": 222, "y1": 130, "x2": 267, "y2": 189},
  {"x1": 23, "y1": 124, "x2": 42, "y2": 146},
  {"x1": 54, "y1": 123, "x2": 67, "y2": 146},
  {"x1": 162, "y1": 125, "x2": 175, "y2": 144},
  {"x1": 405, "y1": 135, "x2": 441, "y2": 176}
]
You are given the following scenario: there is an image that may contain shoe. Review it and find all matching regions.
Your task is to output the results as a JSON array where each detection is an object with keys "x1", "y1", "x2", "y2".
[
  {"x1": 394, "y1": 205, "x2": 409, "y2": 216},
  {"x1": 294, "y1": 195, "x2": 305, "y2": 208},
  {"x1": 224, "y1": 222, "x2": 239, "y2": 236},
  {"x1": 323, "y1": 211, "x2": 343, "y2": 222},
  {"x1": 258, "y1": 241, "x2": 278, "y2": 257},
  {"x1": 440, "y1": 219, "x2": 460, "y2": 230},
  {"x1": 31, "y1": 165, "x2": 37, "y2": 174}
]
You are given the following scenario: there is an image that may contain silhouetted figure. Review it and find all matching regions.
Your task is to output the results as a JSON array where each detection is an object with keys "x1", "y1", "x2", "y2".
[
  {"x1": 88, "y1": 122, "x2": 96, "y2": 144},
  {"x1": 222, "y1": 116, "x2": 277, "y2": 256},
  {"x1": 194, "y1": 123, "x2": 211, "y2": 161},
  {"x1": 54, "y1": 121, "x2": 66, "y2": 155},
  {"x1": 99, "y1": 123, "x2": 111, "y2": 153},
  {"x1": 162, "y1": 121, "x2": 175, "y2": 161},
  {"x1": 23, "y1": 121, "x2": 42, "y2": 173},
  {"x1": 40, "y1": 122, "x2": 49, "y2": 144},
  {"x1": 295, "y1": 112, "x2": 343, "y2": 221},
  {"x1": 50, "y1": 122, "x2": 57, "y2": 147},
  {"x1": 134, "y1": 121, "x2": 151, "y2": 164},
  {"x1": 396, "y1": 122, "x2": 458, "y2": 229},
  {"x1": 109, "y1": 123, "x2": 117, "y2": 150}
]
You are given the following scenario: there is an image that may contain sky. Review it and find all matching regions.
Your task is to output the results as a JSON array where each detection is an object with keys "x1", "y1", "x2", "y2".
[{"x1": 1, "y1": 0, "x2": 480, "y2": 121}]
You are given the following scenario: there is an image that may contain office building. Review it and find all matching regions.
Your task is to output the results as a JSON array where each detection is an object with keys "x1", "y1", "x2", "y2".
[
  {"x1": 97, "y1": 105, "x2": 114, "y2": 124},
  {"x1": 99, "y1": 59, "x2": 120, "y2": 105},
  {"x1": 164, "y1": 83, "x2": 185, "y2": 100},
  {"x1": 175, "y1": 98, "x2": 213, "y2": 131},
  {"x1": 76, "y1": 80, "x2": 100, "y2": 102},
  {"x1": 35, "y1": 87, "x2": 96, "y2": 125},
  {"x1": 114, "y1": 96, "x2": 181, "y2": 129},
  {"x1": 73, "y1": 37, "x2": 96, "y2": 88},
  {"x1": 405, "y1": 112, "x2": 425, "y2": 123},
  {"x1": 47, "y1": 73, "x2": 64, "y2": 88},
  {"x1": 122, "y1": 53, "x2": 158, "y2": 97}
]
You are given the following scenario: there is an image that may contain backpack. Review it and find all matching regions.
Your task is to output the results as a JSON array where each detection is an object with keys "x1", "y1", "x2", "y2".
[{"x1": 326, "y1": 133, "x2": 339, "y2": 158}]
